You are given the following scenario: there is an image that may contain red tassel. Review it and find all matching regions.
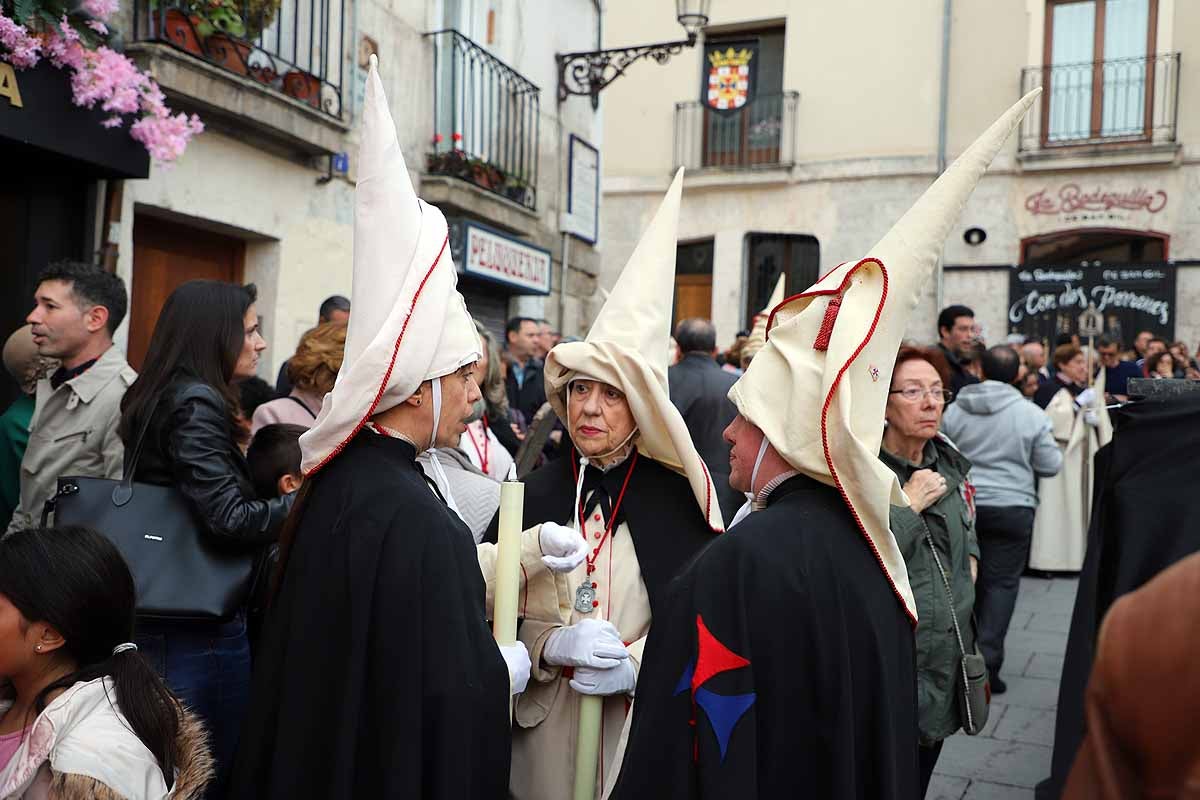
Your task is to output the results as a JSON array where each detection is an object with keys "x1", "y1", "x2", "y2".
[{"x1": 813, "y1": 295, "x2": 842, "y2": 351}]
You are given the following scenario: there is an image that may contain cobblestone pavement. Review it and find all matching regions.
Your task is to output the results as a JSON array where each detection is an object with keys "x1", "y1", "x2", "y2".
[{"x1": 927, "y1": 575, "x2": 1078, "y2": 800}]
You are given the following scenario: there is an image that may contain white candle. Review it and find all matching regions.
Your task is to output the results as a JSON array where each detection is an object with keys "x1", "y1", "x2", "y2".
[
  {"x1": 573, "y1": 695, "x2": 603, "y2": 800},
  {"x1": 492, "y1": 480, "x2": 524, "y2": 647}
]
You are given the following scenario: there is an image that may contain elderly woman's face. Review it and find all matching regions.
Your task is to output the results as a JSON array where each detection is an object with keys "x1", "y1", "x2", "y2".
[
  {"x1": 568, "y1": 379, "x2": 637, "y2": 460},
  {"x1": 884, "y1": 359, "x2": 945, "y2": 442}
]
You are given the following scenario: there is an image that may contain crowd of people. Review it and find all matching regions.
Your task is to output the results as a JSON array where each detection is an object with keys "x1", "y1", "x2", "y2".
[{"x1": 0, "y1": 79, "x2": 1188, "y2": 800}]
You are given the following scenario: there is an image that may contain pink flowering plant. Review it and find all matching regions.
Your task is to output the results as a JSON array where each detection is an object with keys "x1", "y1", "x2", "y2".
[{"x1": 0, "y1": 0, "x2": 202, "y2": 162}]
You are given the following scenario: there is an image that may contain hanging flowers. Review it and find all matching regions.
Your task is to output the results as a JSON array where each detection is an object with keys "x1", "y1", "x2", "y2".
[{"x1": 0, "y1": 0, "x2": 202, "y2": 163}]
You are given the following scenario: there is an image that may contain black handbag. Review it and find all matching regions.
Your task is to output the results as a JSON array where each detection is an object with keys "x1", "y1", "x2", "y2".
[{"x1": 41, "y1": 398, "x2": 257, "y2": 621}]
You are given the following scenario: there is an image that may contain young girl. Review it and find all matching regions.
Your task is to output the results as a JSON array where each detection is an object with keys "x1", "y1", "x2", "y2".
[{"x1": 0, "y1": 526, "x2": 212, "y2": 798}]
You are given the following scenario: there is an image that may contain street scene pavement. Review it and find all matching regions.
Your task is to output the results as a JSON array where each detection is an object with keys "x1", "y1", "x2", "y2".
[{"x1": 928, "y1": 575, "x2": 1078, "y2": 800}]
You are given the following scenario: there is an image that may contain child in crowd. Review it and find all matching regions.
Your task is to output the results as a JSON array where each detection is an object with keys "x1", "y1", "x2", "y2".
[{"x1": 245, "y1": 423, "x2": 306, "y2": 649}]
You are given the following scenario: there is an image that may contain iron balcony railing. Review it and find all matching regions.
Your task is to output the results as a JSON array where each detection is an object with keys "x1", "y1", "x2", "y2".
[
  {"x1": 1019, "y1": 52, "x2": 1179, "y2": 151},
  {"x1": 425, "y1": 30, "x2": 540, "y2": 211},
  {"x1": 133, "y1": 0, "x2": 344, "y2": 119},
  {"x1": 674, "y1": 91, "x2": 798, "y2": 170}
]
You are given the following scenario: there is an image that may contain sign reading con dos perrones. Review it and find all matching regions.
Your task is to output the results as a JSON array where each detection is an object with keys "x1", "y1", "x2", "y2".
[
  {"x1": 1008, "y1": 264, "x2": 1175, "y2": 343},
  {"x1": 462, "y1": 222, "x2": 551, "y2": 295}
]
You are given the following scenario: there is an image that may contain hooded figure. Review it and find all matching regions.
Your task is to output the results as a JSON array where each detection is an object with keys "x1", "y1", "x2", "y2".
[
  {"x1": 610, "y1": 91, "x2": 1039, "y2": 800},
  {"x1": 480, "y1": 168, "x2": 723, "y2": 800},
  {"x1": 229, "y1": 55, "x2": 533, "y2": 799},
  {"x1": 738, "y1": 272, "x2": 785, "y2": 370}
]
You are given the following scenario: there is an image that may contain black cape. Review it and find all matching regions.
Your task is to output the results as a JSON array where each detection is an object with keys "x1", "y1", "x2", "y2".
[
  {"x1": 609, "y1": 473, "x2": 918, "y2": 800},
  {"x1": 482, "y1": 449, "x2": 719, "y2": 615},
  {"x1": 230, "y1": 433, "x2": 511, "y2": 799},
  {"x1": 1038, "y1": 394, "x2": 1200, "y2": 799}
]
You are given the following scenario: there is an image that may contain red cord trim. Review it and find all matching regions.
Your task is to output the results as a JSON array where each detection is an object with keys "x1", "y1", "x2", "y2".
[
  {"x1": 696, "y1": 457, "x2": 723, "y2": 533},
  {"x1": 304, "y1": 234, "x2": 451, "y2": 478},
  {"x1": 804, "y1": 257, "x2": 918, "y2": 627},
  {"x1": 812, "y1": 296, "x2": 842, "y2": 352}
]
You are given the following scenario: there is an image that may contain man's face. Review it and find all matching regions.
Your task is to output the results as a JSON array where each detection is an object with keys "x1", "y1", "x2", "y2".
[
  {"x1": 723, "y1": 414, "x2": 765, "y2": 494},
  {"x1": 1022, "y1": 343, "x2": 1046, "y2": 369},
  {"x1": 941, "y1": 315, "x2": 975, "y2": 353},
  {"x1": 1134, "y1": 331, "x2": 1153, "y2": 356},
  {"x1": 1098, "y1": 344, "x2": 1120, "y2": 368},
  {"x1": 434, "y1": 364, "x2": 482, "y2": 447},
  {"x1": 1061, "y1": 354, "x2": 1089, "y2": 385},
  {"x1": 26, "y1": 280, "x2": 103, "y2": 362},
  {"x1": 533, "y1": 322, "x2": 554, "y2": 359},
  {"x1": 507, "y1": 321, "x2": 539, "y2": 360},
  {"x1": 1146, "y1": 340, "x2": 1168, "y2": 358}
]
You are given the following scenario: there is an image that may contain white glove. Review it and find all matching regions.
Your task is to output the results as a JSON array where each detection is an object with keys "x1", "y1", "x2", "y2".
[
  {"x1": 1075, "y1": 387, "x2": 1097, "y2": 408},
  {"x1": 570, "y1": 658, "x2": 637, "y2": 697},
  {"x1": 543, "y1": 618, "x2": 630, "y2": 669},
  {"x1": 498, "y1": 642, "x2": 531, "y2": 695},
  {"x1": 539, "y1": 522, "x2": 588, "y2": 573},
  {"x1": 1082, "y1": 408, "x2": 1100, "y2": 427}
]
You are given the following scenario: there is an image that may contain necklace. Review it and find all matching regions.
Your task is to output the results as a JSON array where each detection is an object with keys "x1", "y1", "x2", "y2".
[
  {"x1": 464, "y1": 415, "x2": 490, "y2": 475},
  {"x1": 570, "y1": 451, "x2": 638, "y2": 614}
]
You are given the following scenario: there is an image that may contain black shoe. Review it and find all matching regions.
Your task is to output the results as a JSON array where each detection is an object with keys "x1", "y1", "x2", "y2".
[{"x1": 989, "y1": 670, "x2": 1007, "y2": 695}]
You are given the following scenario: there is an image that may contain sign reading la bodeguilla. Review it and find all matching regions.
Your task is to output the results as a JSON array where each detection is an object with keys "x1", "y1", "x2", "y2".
[
  {"x1": 1023, "y1": 183, "x2": 1168, "y2": 228},
  {"x1": 1008, "y1": 263, "x2": 1175, "y2": 345}
]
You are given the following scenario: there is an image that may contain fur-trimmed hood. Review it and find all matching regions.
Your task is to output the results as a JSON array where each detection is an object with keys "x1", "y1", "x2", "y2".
[{"x1": 0, "y1": 677, "x2": 213, "y2": 799}]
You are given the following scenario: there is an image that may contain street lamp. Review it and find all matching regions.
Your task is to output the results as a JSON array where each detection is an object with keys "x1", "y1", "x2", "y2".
[{"x1": 557, "y1": 0, "x2": 712, "y2": 109}]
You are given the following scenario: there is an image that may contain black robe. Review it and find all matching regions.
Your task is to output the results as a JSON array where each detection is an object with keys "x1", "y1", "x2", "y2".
[
  {"x1": 609, "y1": 473, "x2": 918, "y2": 800},
  {"x1": 1037, "y1": 394, "x2": 1200, "y2": 799},
  {"x1": 229, "y1": 432, "x2": 511, "y2": 799},
  {"x1": 482, "y1": 449, "x2": 719, "y2": 615}
]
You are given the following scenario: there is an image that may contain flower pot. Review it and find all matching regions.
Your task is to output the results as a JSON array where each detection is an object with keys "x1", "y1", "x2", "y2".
[
  {"x1": 283, "y1": 69, "x2": 321, "y2": 109},
  {"x1": 150, "y1": 9, "x2": 204, "y2": 57},
  {"x1": 204, "y1": 34, "x2": 251, "y2": 75}
]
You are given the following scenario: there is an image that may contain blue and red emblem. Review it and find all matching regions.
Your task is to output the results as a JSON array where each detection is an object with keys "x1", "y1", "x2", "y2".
[{"x1": 673, "y1": 614, "x2": 756, "y2": 761}]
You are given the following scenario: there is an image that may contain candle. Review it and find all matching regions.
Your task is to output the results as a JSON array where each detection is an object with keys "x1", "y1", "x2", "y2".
[
  {"x1": 573, "y1": 695, "x2": 603, "y2": 800},
  {"x1": 492, "y1": 480, "x2": 524, "y2": 648}
]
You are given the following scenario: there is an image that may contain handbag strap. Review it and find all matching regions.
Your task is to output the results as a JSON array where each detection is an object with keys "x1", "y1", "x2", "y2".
[
  {"x1": 918, "y1": 516, "x2": 979, "y2": 732},
  {"x1": 285, "y1": 395, "x2": 317, "y2": 419},
  {"x1": 121, "y1": 393, "x2": 164, "y2": 490}
]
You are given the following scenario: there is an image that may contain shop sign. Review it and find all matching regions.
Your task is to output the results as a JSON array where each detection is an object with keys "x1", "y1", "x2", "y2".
[
  {"x1": 0, "y1": 62, "x2": 23, "y2": 108},
  {"x1": 1008, "y1": 263, "x2": 1175, "y2": 343},
  {"x1": 1023, "y1": 183, "x2": 1168, "y2": 227},
  {"x1": 462, "y1": 222, "x2": 551, "y2": 295}
]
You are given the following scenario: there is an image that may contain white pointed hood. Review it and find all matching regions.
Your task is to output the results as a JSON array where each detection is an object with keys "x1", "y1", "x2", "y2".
[
  {"x1": 729, "y1": 90, "x2": 1040, "y2": 622},
  {"x1": 300, "y1": 55, "x2": 480, "y2": 475},
  {"x1": 741, "y1": 273, "x2": 785, "y2": 365},
  {"x1": 545, "y1": 168, "x2": 724, "y2": 532}
]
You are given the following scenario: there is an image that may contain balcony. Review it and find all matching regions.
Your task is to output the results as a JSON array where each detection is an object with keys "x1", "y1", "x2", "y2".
[
  {"x1": 131, "y1": 0, "x2": 344, "y2": 125},
  {"x1": 674, "y1": 91, "x2": 798, "y2": 171},
  {"x1": 1018, "y1": 53, "x2": 1179, "y2": 154},
  {"x1": 425, "y1": 30, "x2": 540, "y2": 211}
]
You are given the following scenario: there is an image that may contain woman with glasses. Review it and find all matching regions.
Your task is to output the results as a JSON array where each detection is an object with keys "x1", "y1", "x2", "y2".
[{"x1": 878, "y1": 345, "x2": 979, "y2": 797}]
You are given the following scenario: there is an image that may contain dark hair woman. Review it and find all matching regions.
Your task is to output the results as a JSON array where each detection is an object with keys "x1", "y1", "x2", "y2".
[
  {"x1": 118, "y1": 280, "x2": 294, "y2": 795},
  {"x1": 0, "y1": 526, "x2": 212, "y2": 798},
  {"x1": 878, "y1": 345, "x2": 979, "y2": 797}
]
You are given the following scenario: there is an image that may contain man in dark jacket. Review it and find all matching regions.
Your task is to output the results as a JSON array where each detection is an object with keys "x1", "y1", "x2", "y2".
[
  {"x1": 504, "y1": 316, "x2": 546, "y2": 422},
  {"x1": 668, "y1": 318, "x2": 742, "y2": 522},
  {"x1": 941, "y1": 344, "x2": 1063, "y2": 692},
  {"x1": 936, "y1": 304, "x2": 980, "y2": 399}
]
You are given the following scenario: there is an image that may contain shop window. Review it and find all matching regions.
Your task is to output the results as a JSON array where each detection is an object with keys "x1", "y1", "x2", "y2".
[{"x1": 744, "y1": 233, "x2": 818, "y2": 325}]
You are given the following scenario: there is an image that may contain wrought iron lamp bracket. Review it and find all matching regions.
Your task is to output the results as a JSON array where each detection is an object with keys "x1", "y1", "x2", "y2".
[{"x1": 557, "y1": 36, "x2": 697, "y2": 109}]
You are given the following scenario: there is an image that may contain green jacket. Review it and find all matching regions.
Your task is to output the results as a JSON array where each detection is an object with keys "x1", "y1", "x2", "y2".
[
  {"x1": 880, "y1": 435, "x2": 979, "y2": 745},
  {"x1": 0, "y1": 394, "x2": 34, "y2": 531}
]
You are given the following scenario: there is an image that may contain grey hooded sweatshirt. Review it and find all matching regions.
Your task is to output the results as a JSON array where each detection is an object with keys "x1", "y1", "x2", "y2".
[{"x1": 941, "y1": 380, "x2": 1063, "y2": 509}]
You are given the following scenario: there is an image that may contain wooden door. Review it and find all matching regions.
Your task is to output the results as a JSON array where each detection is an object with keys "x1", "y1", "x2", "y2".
[
  {"x1": 130, "y1": 215, "x2": 244, "y2": 369},
  {"x1": 673, "y1": 274, "x2": 713, "y2": 328}
]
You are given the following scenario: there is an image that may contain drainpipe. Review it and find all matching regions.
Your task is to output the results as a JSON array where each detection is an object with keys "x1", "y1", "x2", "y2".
[{"x1": 935, "y1": 0, "x2": 952, "y2": 312}]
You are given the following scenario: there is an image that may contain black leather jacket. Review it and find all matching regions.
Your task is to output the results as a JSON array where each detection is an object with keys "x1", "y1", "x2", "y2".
[{"x1": 125, "y1": 377, "x2": 293, "y2": 547}]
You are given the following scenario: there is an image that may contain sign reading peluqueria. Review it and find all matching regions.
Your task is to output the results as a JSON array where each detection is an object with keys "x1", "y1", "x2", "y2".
[{"x1": 461, "y1": 222, "x2": 552, "y2": 295}]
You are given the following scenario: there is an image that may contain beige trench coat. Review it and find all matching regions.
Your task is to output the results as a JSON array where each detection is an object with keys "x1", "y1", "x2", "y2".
[
  {"x1": 8, "y1": 345, "x2": 135, "y2": 533},
  {"x1": 1029, "y1": 384, "x2": 1112, "y2": 571},
  {"x1": 479, "y1": 509, "x2": 651, "y2": 800}
]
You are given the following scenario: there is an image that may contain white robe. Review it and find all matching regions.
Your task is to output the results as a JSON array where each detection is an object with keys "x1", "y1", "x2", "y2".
[{"x1": 1029, "y1": 384, "x2": 1112, "y2": 571}]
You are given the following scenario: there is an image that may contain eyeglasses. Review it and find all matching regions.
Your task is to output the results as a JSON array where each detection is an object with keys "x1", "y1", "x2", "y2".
[{"x1": 888, "y1": 387, "x2": 954, "y2": 404}]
